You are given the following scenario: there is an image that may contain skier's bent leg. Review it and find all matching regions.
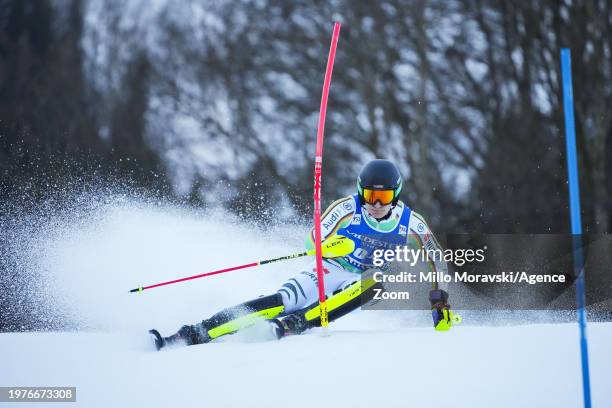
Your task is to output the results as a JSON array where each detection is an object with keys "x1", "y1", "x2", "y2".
[
  {"x1": 272, "y1": 275, "x2": 381, "y2": 337},
  {"x1": 278, "y1": 261, "x2": 361, "y2": 314}
]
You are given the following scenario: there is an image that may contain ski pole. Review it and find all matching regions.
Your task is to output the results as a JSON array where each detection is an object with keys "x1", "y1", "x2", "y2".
[{"x1": 128, "y1": 234, "x2": 354, "y2": 293}]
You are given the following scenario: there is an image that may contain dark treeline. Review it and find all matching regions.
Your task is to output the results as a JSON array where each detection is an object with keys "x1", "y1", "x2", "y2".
[
  {"x1": 0, "y1": 0, "x2": 170, "y2": 202},
  {"x1": 1, "y1": 0, "x2": 610, "y2": 233}
]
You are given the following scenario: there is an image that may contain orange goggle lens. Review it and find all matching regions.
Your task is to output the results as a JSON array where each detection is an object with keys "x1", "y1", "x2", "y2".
[{"x1": 362, "y1": 188, "x2": 395, "y2": 205}]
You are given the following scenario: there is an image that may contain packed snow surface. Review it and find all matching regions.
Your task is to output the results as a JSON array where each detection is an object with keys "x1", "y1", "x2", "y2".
[{"x1": 1, "y1": 203, "x2": 610, "y2": 407}]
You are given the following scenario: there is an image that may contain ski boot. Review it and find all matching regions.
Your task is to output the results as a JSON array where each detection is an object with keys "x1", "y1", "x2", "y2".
[
  {"x1": 149, "y1": 322, "x2": 211, "y2": 350},
  {"x1": 269, "y1": 313, "x2": 309, "y2": 339}
]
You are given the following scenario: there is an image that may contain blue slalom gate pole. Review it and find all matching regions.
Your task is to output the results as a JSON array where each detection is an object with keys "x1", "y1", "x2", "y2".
[{"x1": 560, "y1": 48, "x2": 591, "y2": 408}]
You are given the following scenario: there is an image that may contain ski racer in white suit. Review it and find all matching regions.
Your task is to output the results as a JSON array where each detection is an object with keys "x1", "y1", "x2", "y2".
[{"x1": 149, "y1": 159, "x2": 455, "y2": 350}]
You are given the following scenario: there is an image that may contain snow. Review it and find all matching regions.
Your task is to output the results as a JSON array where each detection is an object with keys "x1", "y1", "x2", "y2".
[
  {"x1": 2, "y1": 202, "x2": 611, "y2": 407},
  {"x1": 2, "y1": 323, "x2": 611, "y2": 407}
]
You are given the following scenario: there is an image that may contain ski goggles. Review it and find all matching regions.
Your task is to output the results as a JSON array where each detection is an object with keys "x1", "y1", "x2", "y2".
[{"x1": 362, "y1": 188, "x2": 396, "y2": 205}]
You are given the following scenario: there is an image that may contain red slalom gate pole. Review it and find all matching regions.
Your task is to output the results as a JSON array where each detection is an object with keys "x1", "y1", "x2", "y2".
[{"x1": 313, "y1": 22, "x2": 341, "y2": 333}]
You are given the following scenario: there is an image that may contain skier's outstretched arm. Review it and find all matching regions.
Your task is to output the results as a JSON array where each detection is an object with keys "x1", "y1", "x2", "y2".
[{"x1": 408, "y1": 211, "x2": 456, "y2": 331}]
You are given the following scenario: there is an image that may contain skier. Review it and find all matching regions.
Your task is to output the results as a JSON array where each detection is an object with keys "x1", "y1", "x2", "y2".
[{"x1": 150, "y1": 159, "x2": 455, "y2": 350}]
